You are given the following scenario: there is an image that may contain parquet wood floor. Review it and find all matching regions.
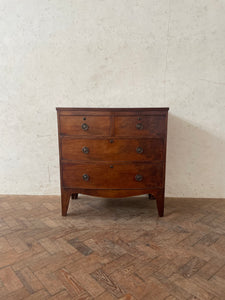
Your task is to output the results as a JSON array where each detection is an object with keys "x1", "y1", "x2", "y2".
[{"x1": 0, "y1": 195, "x2": 225, "y2": 299}]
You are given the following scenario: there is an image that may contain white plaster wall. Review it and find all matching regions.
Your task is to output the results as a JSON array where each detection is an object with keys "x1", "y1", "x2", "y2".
[{"x1": 0, "y1": 0, "x2": 225, "y2": 197}]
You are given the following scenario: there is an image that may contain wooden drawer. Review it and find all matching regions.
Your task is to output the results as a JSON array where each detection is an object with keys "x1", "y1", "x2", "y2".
[
  {"x1": 59, "y1": 115, "x2": 111, "y2": 136},
  {"x1": 114, "y1": 115, "x2": 166, "y2": 137},
  {"x1": 62, "y1": 162, "x2": 163, "y2": 189},
  {"x1": 61, "y1": 138, "x2": 164, "y2": 162}
]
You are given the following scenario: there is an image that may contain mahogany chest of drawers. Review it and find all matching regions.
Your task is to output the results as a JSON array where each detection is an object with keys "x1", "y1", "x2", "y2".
[{"x1": 56, "y1": 107, "x2": 169, "y2": 217}]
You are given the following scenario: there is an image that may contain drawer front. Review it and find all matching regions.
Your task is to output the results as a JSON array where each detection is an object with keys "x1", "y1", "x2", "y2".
[
  {"x1": 62, "y1": 163, "x2": 163, "y2": 189},
  {"x1": 114, "y1": 115, "x2": 166, "y2": 137},
  {"x1": 61, "y1": 138, "x2": 164, "y2": 161},
  {"x1": 59, "y1": 116, "x2": 111, "y2": 136}
]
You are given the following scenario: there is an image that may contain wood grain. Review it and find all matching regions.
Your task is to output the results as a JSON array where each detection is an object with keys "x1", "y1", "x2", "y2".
[
  {"x1": 62, "y1": 162, "x2": 163, "y2": 189},
  {"x1": 61, "y1": 137, "x2": 164, "y2": 162}
]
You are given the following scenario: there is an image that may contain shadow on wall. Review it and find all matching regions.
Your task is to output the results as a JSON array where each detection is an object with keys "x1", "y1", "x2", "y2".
[{"x1": 166, "y1": 114, "x2": 225, "y2": 198}]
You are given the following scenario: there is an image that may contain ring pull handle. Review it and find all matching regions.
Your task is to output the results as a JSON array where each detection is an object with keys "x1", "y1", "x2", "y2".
[
  {"x1": 136, "y1": 123, "x2": 143, "y2": 130},
  {"x1": 136, "y1": 147, "x2": 143, "y2": 154},
  {"x1": 81, "y1": 123, "x2": 89, "y2": 131},
  {"x1": 82, "y1": 146, "x2": 89, "y2": 154},
  {"x1": 82, "y1": 174, "x2": 89, "y2": 181},
  {"x1": 135, "y1": 174, "x2": 143, "y2": 182}
]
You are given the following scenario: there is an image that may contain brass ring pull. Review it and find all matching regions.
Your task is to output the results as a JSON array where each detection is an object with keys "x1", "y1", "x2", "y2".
[
  {"x1": 136, "y1": 123, "x2": 143, "y2": 130},
  {"x1": 81, "y1": 123, "x2": 89, "y2": 131},
  {"x1": 135, "y1": 174, "x2": 143, "y2": 182},
  {"x1": 82, "y1": 174, "x2": 89, "y2": 181},
  {"x1": 82, "y1": 146, "x2": 89, "y2": 154},
  {"x1": 136, "y1": 147, "x2": 143, "y2": 154}
]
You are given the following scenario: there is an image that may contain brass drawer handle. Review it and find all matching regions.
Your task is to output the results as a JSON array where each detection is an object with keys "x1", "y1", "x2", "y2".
[
  {"x1": 136, "y1": 147, "x2": 143, "y2": 154},
  {"x1": 135, "y1": 174, "x2": 143, "y2": 182},
  {"x1": 82, "y1": 174, "x2": 89, "y2": 181},
  {"x1": 81, "y1": 123, "x2": 89, "y2": 131},
  {"x1": 82, "y1": 146, "x2": 89, "y2": 154},
  {"x1": 136, "y1": 123, "x2": 143, "y2": 130}
]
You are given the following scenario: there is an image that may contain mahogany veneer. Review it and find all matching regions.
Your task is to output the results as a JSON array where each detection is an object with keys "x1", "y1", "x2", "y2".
[{"x1": 56, "y1": 107, "x2": 169, "y2": 216}]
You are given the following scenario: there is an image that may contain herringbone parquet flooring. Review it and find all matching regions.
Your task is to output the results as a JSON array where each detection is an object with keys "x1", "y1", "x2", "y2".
[{"x1": 0, "y1": 195, "x2": 225, "y2": 299}]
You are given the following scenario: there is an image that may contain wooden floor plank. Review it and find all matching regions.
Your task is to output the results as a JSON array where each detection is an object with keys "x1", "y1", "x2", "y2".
[
  {"x1": 72, "y1": 270, "x2": 105, "y2": 298},
  {"x1": 91, "y1": 269, "x2": 125, "y2": 298},
  {"x1": 56, "y1": 268, "x2": 91, "y2": 298},
  {"x1": 16, "y1": 266, "x2": 43, "y2": 293},
  {"x1": 0, "y1": 266, "x2": 23, "y2": 292},
  {"x1": 0, "y1": 287, "x2": 30, "y2": 300},
  {"x1": 24, "y1": 289, "x2": 49, "y2": 300},
  {"x1": 34, "y1": 267, "x2": 65, "y2": 295}
]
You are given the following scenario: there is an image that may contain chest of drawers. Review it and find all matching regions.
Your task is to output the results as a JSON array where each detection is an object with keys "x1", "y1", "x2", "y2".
[{"x1": 56, "y1": 107, "x2": 169, "y2": 217}]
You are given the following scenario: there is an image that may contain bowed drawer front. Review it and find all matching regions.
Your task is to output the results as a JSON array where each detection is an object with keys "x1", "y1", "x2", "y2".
[
  {"x1": 62, "y1": 162, "x2": 164, "y2": 189},
  {"x1": 56, "y1": 107, "x2": 169, "y2": 217},
  {"x1": 61, "y1": 138, "x2": 164, "y2": 162}
]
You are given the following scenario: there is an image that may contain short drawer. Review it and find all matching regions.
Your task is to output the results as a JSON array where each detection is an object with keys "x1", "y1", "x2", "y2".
[
  {"x1": 59, "y1": 115, "x2": 111, "y2": 136},
  {"x1": 62, "y1": 162, "x2": 163, "y2": 189},
  {"x1": 61, "y1": 138, "x2": 164, "y2": 161},
  {"x1": 114, "y1": 115, "x2": 166, "y2": 137}
]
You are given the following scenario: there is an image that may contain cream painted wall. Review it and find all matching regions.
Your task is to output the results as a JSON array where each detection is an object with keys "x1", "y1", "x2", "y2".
[{"x1": 0, "y1": 0, "x2": 225, "y2": 197}]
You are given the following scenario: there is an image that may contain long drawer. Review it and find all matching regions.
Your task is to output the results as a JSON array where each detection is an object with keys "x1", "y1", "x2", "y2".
[
  {"x1": 62, "y1": 162, "x2": 163, "y2": 189},
  {"x1": 61, "y1": 138, "x2": 164, "y2": 162}
]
